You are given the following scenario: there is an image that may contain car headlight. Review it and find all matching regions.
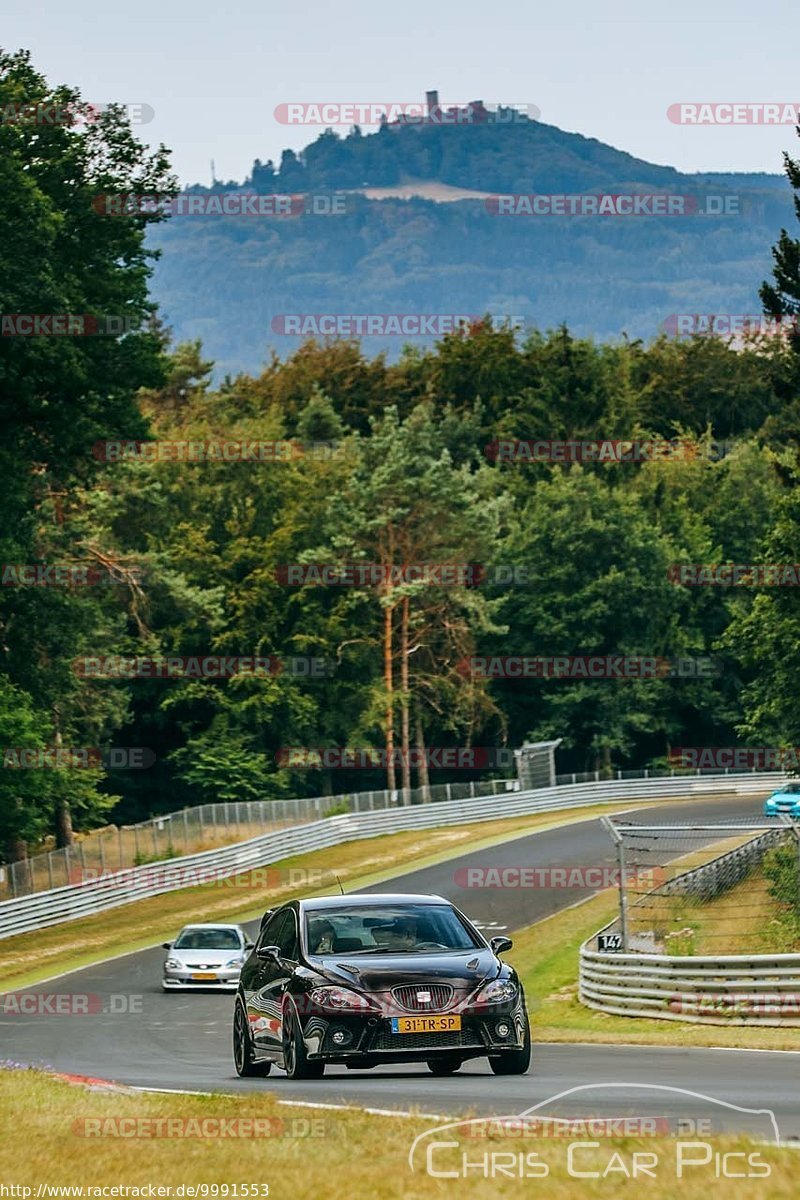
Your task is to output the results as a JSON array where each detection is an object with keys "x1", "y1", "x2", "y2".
[
  {"x1": 164, "y1": 958, "x2": 181, "y2": 969},
  {"x1": 309, "y1": 986, "x2": 374, "y2": 1011},
  {"x1": 474, "y1": 978, "x2": 518, "y2": 1005},
  {"x1": 224, "y1": 957, "x2": 244, "y2": 968}
]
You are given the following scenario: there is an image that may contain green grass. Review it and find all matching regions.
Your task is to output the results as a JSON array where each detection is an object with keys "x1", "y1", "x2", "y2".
[{"x1": 0, "y1": 1068, "x2": 797, "y2": 1200}]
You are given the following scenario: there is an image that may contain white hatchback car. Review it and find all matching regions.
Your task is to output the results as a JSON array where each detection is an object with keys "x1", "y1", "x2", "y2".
[{"x1": 162, "y1": 923, "x2": 254, "y2": 991}]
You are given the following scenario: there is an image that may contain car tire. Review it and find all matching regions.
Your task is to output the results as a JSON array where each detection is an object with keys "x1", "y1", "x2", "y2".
[
  {"x1": 282, "y1": 1001, "x2": 325, "y2": 1080},
  {"x1": 489, "y1": 1015, "x2": 531, "y2": 1076},
  {"x1": 427, "y1": 1057, "x2": 463, "y2": 1076},
  {"x1": 233, "y1": 998, "x2": 271, "y2": 1077}
]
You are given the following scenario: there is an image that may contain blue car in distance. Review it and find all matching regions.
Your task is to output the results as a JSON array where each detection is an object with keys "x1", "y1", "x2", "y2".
[{"x1": 764, "y1": 781, "x2": 800, "y2": 817}]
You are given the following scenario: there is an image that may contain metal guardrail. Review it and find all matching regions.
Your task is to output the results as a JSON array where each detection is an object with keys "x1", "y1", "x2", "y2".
[
  {"x1": 1, "y1": 777, "x2": 515, "y2": 900},
  {"x1": 580, "y1": 824, "x2": 800, "y2": 1025},
  {"x1": 0, "y1": 769, "x2": 786, "y2": 941},
  {"x1": 580, "y1": 947, "x2": 800, "y2": 1026}
]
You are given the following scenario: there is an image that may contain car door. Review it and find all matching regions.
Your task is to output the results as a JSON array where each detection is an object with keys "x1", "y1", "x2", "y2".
[
  {"x1": 243, "y1": 909, "x2": 285, "y2": 1050},
  {"x1": 248, "y1": 908, "x2": 299, "y2": 1053}
]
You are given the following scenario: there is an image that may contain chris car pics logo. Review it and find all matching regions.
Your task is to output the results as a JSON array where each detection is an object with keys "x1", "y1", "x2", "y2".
[{"x1": 408, "y1": 1084, "x2": 780, "y2": 1180}]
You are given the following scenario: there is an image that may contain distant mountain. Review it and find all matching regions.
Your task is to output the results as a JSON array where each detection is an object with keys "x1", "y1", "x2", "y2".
[{"x1": 148, "y1": 104, "x2": 792, "y2": 376}]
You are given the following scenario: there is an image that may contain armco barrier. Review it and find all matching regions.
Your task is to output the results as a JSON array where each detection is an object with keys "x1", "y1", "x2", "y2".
[
  {"x1": 580, "y1": 945, "x2": 800, "y2": 1026},
  {"x1": 1, "y1": 776, "x2": 514, "y2": 899},
  {"x1": 0, "y1": 770, "x2": 785, "y2": 940},
  {"x1": 580, "y1": 825, "x2": 800, "y2": 1026}
]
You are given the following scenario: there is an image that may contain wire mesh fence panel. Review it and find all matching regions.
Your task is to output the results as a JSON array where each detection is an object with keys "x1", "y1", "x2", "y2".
[{"x1": 595, "y1": 819, "x2": 798, "y2": 956}]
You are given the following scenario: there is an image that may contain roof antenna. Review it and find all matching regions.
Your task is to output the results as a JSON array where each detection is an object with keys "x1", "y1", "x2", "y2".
[{"x1": 334, "y1": 874, "x2": 345, "y2": 895}]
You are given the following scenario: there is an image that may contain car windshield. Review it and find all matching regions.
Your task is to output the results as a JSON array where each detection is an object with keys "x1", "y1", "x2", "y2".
[
  {"x1": 781, "y1": 783, "x2": 800, "y2": 794},
  {"x1": 304, "y1": 904, "x2": 481, "y2": 955},
  {"x1": 173, "y1": 928, "x2": 242, "y2": 950}
]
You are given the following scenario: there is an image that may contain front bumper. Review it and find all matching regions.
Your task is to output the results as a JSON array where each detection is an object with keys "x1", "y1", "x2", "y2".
[
  {"x1": 163, "y1": 969, "x2": 241, "y2": 990},
  {"x1": 298, "y1": 1007, "x2": 528, "y2": 1064}
]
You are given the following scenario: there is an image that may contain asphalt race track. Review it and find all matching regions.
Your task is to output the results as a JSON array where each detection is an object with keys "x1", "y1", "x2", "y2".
[{"x1": 2, "y1": 794, "x2": 799, "y2": 1139}]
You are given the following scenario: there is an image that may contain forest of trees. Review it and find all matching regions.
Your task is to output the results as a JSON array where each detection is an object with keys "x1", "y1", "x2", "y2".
[{"x1": 4, "y1": 50, "x2": 800, "y2": 861}]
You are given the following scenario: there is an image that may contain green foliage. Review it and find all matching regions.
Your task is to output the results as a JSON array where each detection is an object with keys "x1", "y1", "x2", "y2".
[
  {"x1": 0, "y1": 49, "x2": 174, "y2": 852},
  {"x1": 763, "y1": 843, "x2": 800, "y2": 913},
  {"x1": 7, "y1": 52, "x2": 800, "y2": 860}
]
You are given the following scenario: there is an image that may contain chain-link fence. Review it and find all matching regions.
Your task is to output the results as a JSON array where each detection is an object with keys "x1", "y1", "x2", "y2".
[
  {"x1": 555, "y1": 765, "x2": 782, "y2": 785},
  {"x1": 0, "y1": 776, "x2": 515, "y2": 900},
  {"x1": 595, "y1": 817, "x2": 800, "y2": 955}
]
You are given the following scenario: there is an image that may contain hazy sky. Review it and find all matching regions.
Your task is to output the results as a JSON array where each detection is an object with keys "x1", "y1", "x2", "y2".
[{"x1": 5, "y1": 0, "x2": 799, "y2": 185}]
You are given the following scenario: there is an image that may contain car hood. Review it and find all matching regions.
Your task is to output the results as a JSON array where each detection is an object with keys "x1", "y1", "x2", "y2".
[{"x1": 309, "y1": 948, "x2": 501, "y2": 991}]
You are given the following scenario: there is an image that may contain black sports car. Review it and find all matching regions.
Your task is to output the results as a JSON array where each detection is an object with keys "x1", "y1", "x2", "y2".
[{"x1": 233, "y1": 892, "x2": 531, "y2": 1080}]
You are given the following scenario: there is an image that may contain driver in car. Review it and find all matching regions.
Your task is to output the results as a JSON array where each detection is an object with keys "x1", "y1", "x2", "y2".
[
  {"x1": 384, "y1": 916, "x2": 419, "y2": 949},
  {"x1": 308, "y1": 919, "x2": 336, "y2": 954}
]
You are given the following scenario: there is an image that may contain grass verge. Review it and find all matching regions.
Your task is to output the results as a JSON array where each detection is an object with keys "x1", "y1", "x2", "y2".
[
  {"x1": 516, "y1": 891, "x2": 800, "y2": 1050},
  {"x1": 0, "y1": 1068, "x2": 796, "y2": 1199}
]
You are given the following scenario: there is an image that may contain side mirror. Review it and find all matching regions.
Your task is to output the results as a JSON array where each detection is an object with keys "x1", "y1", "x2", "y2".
[
  {"x1": 256, "y1": 944, "x2": 280, "y2": 962},
  {"x1": 244, "y1": 941, "x2": 255, "y2": 951},
  {"x1": 490, "y1": 935, "x2": 513, "y2": 955},
  {"x1": 162, "y1": 942, "x2": 172, "y2": 950}
]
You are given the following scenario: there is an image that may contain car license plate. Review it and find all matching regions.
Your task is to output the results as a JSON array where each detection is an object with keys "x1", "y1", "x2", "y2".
[
  {"x1": 191, "y1": 972, "x2": 217, "y2": 981},
  {"x1": 390, "y1": 1015, "x2": 461, "y2": 1034}
]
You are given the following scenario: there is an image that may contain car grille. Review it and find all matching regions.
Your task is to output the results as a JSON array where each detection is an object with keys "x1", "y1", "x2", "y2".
[
  {"x1": 391, "y1": 984, "x2": 454, "y2": 1012},
  {"x1": 370, "y1": 1025, "x2": 482, "y2": 1052}
]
